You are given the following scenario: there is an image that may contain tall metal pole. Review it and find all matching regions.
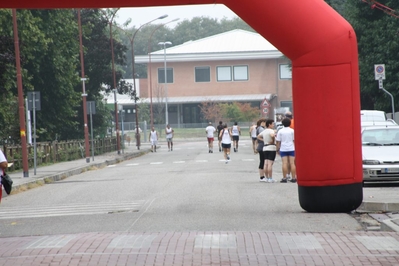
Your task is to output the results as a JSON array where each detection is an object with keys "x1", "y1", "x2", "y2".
[
  {"x1": 147, "y1": 18, "x2": 179, "y2": 127},
  {"x1": 77, "y1": 9, "x2": 91, "y2": 163},
  {"x1": 12, "y1": 9, "x2": 29, "y2": 177},
  {"x1": 159, "y1": 41, "x2": 172, "y2": 125}
]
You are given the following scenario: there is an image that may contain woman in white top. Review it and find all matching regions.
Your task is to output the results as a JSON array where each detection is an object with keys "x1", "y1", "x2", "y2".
[
  {"x1": 149, "y1": 127, "x2": 159, "y2": 152},
  {"x1": 219, "y1": 123, "x2": 232, "y2": 163}
]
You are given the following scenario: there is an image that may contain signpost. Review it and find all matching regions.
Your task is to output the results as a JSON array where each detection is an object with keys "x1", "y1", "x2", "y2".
[
  {"x1": 374, "y1": 64, "x2": 394, "y2": 120},
  {"x1": 86, "y1": 101, "x2": 95, "y2": 161},
  {"x1": 261, "y1": 98, "x2": 270, "y2": 116},
  {"x1": 27, "y1": 91, "x2": 41, "y2": 175}
]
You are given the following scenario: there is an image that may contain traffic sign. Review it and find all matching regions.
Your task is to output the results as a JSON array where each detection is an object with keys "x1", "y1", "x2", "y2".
[
  {"x1": 262, "y1": 107, "x2": 269, "y2": 114},
  {"x1": 261, "y1": 98, "x2": 270, "y2": 107},
  {"x1": 374, "y1": 64, "x2": 385, "y2": 80}
]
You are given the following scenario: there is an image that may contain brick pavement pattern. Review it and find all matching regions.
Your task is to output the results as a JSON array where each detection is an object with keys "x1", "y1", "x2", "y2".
[{"x1": 1, "y1": 231, "x2": 399, "y2": 266}]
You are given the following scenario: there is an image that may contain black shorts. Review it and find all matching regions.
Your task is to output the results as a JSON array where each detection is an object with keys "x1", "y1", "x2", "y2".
[
  {"x1": 232, "y1": 136, "x2": 239, "y2": 141},
  {"x1": 263, "y1": 150, "x2": 277, "y2": 161},
  {"x1": 222, "y1": 143, "x2": 231, "y2": 149}
]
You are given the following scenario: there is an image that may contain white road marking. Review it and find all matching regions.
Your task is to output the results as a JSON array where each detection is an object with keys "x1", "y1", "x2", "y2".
[
  {"x1": 126, "y1": 163, "x2": 139, "y2": 166},
  {"x1": 173, "y1": 161, "x2": 186, "y2": 164},
  {"x1": 150, "y1": 162, "x2": 163, "y2": 165},
  {"x1": 242, "y1": 159, "x2": 255, "y2": 161},
  {"x1": 107, "y1": 165, "x2": 116, "y2": 167},
  {"x1": 0, "y1": 201, "x2": 145, "y2": 219}
]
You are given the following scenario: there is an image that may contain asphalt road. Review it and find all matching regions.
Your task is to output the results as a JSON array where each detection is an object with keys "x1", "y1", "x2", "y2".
[{"x1": 0, "y1": 140, "x2": 361, "y2": 238}]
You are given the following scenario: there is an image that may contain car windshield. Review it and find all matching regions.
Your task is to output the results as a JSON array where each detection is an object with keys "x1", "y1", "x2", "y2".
[{"x1": 362, "y1": 128, "x2": 399, "y2": 145}]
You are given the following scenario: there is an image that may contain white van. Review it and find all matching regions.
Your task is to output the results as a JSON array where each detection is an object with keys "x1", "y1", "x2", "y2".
[{"x1": 360, "y1": 110, "x2": 386, "y2": 122}]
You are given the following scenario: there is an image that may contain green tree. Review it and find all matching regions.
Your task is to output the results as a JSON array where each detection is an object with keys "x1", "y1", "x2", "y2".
[{"x1": 344, "y1": 0, "x2": 399, "y2": 111}]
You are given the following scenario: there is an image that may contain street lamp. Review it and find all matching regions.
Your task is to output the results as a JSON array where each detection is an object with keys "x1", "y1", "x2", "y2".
[
  {"x1": 147, "y1": 18, "x2": 179, "y2": 127},
  {"x1": 117, "y1": 14, "x2": 167, "y2": 149},
  {"x1": 158, "y1": 41, "x2": 172, "y2": 125},
  {"x1": 77, "y1": 9, "x2": 90, "y2": 163},
  {"x1": 100, "y1": 8, "x2": 121, "y2": 155}
]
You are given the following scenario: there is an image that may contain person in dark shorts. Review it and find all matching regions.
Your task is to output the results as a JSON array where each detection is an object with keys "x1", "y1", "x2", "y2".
[
  {"x1": 231, "y1": 122, "x2": 241, "y2": 152},
  {"x1": 219, "y1": 123, "x2": 232, "y2": 163},
  {"x1": 217, "y1": 121, "x2": 224, "y2": 152}
]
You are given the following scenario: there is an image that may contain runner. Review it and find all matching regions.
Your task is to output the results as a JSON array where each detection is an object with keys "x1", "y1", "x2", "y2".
[
  {"x1": 165, "y1": 124, "x2": 174, "y2": 151},
  {"x1": 216, "y1": 121, "x2": 224, "y2": 152},
  {"x1": 205, "y1": 122, "x2": 216, "y2": 153}
]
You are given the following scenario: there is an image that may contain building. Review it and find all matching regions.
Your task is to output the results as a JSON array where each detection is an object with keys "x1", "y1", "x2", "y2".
[{"x1": 105, "y1": 29, "x2": 292, "y2": 126}]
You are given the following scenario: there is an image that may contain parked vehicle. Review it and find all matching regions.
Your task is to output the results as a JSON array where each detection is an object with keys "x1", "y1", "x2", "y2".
[
  {"x1": 360, "y1": 110, "x2": 387, "y2": 122},
  {"x1": 361, "y1": 120, "x2": 397, "y2": 129},
  {"x1": 362, "y1": 126, "x2": 399, "y2": 183}
]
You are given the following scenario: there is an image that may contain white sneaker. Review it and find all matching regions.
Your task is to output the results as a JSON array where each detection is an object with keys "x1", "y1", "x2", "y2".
[
  {"x1": 260, "y1": 178, "x2": 266, "y2": 182},
  {"x1": 267, "y1": 178, "x2": 276, "y2": 183}
]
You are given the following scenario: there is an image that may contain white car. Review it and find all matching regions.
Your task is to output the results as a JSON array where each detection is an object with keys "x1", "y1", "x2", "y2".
[{"x1": 362, "y1": 126, "x2": 399, "y2": 183}]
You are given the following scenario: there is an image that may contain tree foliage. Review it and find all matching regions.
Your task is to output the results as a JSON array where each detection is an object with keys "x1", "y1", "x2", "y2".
[{"x1": 327, "y1": 0, "x2": 399, "y2": 112}]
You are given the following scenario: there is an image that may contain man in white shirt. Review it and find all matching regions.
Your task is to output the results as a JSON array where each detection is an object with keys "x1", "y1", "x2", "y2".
[{"x1": 205, "y1": 122, "x2": 216, "y2": 153}]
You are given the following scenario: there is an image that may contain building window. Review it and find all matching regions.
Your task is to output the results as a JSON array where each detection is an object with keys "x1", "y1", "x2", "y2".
[
  {"x1": 158, "y1": 68, "x2": 174, "y2": 83},
  {"x1": 217, "y1": 66, "x2": 232, "y2": 81},
  {"x1": 279, "y1": 64, "x2": 292, "y2": 79},
  {"x1": 233, "y1": 65, "x2": 248, "y2": 81},
  {"x1": 195, "y1": 66, "x2": 211, "y2": 82}
]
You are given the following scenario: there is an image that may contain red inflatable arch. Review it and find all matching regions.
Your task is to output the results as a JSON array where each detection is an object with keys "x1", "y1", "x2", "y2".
[{"x1": 5, "y1": 0, "x2": 363, "y2": 212}]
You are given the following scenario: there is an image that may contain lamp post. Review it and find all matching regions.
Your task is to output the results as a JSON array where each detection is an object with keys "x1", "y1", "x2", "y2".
[
  {"x1": 12, "y1": 9, "x2": 29, "y2": 177},
  {"x1": 147, "y1": 18, "x2": 179, "y2": 127},
  {"x1": 158, "y1": 41, "x2": 172, "y2": 125},
  {"x1": 100, "y1": 8, "x2": 121, "y2": 155},
  {"x1": 77, "y1": 9, "x2": 90, "y2": 163},
  {"x1": 117, "y1": 14, "x2": 167, "y2": 149}
]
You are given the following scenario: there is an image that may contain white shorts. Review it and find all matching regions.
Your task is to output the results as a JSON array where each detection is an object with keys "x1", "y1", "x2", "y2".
[{"x1": 151, "y1": 140, "x2": 158, "y2": 146}]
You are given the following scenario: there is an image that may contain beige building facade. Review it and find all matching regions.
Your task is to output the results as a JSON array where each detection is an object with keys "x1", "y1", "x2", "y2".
[{"x1": 110, "y1": 29, "x2": 293, "y2": 126}]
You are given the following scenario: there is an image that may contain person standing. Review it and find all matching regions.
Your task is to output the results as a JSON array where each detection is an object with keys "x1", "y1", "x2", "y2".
[
  {"x1": 257, "y1": 119, "x2": 277, "y2": 183},
  {"x1": 149, "y1": 127, "x2": 159, "y2": 152},
  {"x1": 276, "y1": 118, "x2": 296, "y2": 183},
  {"x1": 283, "y1": 111, "x2": 294, "y2": 180},
  {"x1": 217, "y1": 121, "x2": 224, "y2": 152},
  {"x1": 255, "y1": 119, "x2": 266, "y2": 182},
  {"x1": 165, "y1": 124, "x2": 174, "y2": 151},
  {"x1": 219, "y1": 123, "x2": 232, "y2": 163},
  {"x1": 249, "y1": 122, "x2": 257, "y2": 154},
  {"x1": 0, "y1": 149, "x2": 8, "y2": 202},
  {"x1": 205, "y1": 122, "x2": 216, "y2": 153},
  {"x1": 231, "y1": 122, "x2": 241, "y2": 152}
]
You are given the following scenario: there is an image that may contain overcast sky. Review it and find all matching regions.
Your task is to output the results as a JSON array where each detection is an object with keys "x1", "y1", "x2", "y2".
[{"x1": 115, "y1": 4, "x2": 238, "y2": 28}]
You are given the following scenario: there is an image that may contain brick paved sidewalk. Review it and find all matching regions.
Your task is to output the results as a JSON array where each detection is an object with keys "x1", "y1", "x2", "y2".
[{"x1": 1, "y1": 231, "x2": 399, "y2": 265}]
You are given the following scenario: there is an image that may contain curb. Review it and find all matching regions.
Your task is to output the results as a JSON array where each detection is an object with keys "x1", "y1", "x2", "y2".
[
  {"x1": 381, "y1": 219, "x2": 399, "y2": 232},
  {"x1": 3, "y1": 149, "x2": 149, "y2": 198},
  {"x1": 357, "y1": 201, "x2": 399, "y2": 212}
]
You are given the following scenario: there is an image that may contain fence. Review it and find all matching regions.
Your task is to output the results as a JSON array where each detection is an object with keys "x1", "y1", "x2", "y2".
[{"x1": 3, "y1": 137, "x2": 117, "y2": 172}]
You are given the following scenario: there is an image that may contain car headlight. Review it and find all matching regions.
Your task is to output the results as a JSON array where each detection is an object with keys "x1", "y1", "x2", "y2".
[{"x1": 362, "y1": 160, "x2": 380, "y2": 165}]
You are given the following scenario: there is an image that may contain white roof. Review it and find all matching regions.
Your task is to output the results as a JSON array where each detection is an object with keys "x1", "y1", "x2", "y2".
[
  {"x1": 104, "y1": 93, "x2": 273, "y2": 105},
  {"x1": 135, "y1": 29, "x2": 283, "y2": 63}
]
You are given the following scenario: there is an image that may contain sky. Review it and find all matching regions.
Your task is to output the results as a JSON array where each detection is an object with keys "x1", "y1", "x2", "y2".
[{"x1": 115, "y1": 4, "x2": 238, "y2": 28}]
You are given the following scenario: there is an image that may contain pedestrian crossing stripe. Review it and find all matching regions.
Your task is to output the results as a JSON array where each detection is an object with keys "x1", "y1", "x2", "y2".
[{"x1": 0, "y1": 201, "x2": 144, "y2": 220}]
